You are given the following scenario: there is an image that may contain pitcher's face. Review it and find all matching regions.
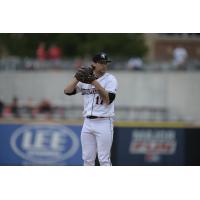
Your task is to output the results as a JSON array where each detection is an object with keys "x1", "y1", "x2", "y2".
[{"x1": 92, "y1": 62, "x2": 107, "y2": 77}]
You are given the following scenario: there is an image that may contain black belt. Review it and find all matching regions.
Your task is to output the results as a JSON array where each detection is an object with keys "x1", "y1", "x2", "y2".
[{"x1": 86, "y1": 116, "x2": 106, "y2": 119}]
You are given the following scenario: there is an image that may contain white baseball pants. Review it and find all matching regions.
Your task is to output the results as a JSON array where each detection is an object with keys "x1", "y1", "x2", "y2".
[{"x1": 81, "y1": 117, "x2": 113, "y2": 166}]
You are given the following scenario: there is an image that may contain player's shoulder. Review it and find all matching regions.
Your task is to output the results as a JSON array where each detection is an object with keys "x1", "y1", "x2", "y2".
[{"x1": 105, "y1": 73, "x2": 117, "y2": 82}]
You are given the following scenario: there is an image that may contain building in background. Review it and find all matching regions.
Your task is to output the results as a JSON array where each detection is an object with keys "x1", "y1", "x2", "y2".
[{"x1": 145, "y1": 33, "x2": 200, "y2": 62}]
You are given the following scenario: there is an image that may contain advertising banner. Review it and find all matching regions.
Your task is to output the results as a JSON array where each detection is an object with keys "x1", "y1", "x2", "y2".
[
  {"x1": 114, "y1": 127, "x2": 185, "y2": 166},
  {"x1": 0, "y1": 124, "x2": 82, "y2": 166}
]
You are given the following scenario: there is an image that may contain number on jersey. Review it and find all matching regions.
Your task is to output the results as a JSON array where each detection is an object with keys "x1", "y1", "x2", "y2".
[{"x1": 96, "y1": 96, "x2": 103, "y2": 105}]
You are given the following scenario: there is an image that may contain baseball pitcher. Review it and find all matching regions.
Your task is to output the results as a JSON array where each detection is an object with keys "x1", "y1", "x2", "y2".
[{"x1": 64, "y1": 52, "x2": 118, "y2": 166}]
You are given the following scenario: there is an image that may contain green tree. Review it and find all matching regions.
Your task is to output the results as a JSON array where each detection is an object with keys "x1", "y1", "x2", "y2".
[{"x1": 0, "y1": 33, "x2": 148, "y2": 58}]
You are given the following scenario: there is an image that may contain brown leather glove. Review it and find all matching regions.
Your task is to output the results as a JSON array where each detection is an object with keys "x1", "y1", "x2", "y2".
[{"x1": 74, "y1": 66, "x2": 96, "y2": 84}]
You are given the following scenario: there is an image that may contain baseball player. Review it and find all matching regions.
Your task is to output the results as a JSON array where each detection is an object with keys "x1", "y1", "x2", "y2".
[{"x1": 64, "y1": 52, "x2": 118, "y2": 166}]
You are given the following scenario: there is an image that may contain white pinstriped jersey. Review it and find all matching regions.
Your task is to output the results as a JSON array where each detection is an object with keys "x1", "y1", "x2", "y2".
[{"x1": 76, "y1": 73, "x2": 118, "y2": 117}]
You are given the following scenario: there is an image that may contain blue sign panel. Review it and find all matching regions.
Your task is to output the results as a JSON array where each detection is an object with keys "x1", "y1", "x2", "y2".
[
  {"x1": 0, "y1": 124, "x2": 83, "y2": 166},
  {"x1": 115, "y1": 128, "x2": 185, "y2": 166}
]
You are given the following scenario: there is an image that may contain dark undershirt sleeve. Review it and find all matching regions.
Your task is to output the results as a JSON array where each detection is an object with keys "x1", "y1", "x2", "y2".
[
  {"x1": 64, "y1": 88, "x2": 77, "y2": 96},
  {"x1": 108, "y1": 92, "x2": 116, "y2": 104}
]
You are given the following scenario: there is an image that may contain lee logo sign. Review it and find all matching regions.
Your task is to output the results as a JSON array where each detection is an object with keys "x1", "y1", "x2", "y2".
[{"x1": 10, "y1": 125, "x2": 80, "y2": 164}]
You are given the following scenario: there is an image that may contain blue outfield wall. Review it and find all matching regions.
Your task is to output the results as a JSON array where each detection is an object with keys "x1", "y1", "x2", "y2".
[
  {"x1": 112, "y1": 127, "x2": 186, "y2": 166},
  {"x1": 0, "y1": 123, "x2": 83, "y2": 166},
  {"x1": 0, "y1": 122, "x2": 198, "y2": 166}
]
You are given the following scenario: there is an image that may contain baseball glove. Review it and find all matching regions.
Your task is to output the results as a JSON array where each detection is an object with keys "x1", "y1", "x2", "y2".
[{"x1": 74, "y1": 66, "x2": 96, "y2": 84}]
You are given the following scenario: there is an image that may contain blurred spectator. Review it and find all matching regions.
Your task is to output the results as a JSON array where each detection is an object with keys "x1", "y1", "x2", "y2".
[
  {"x1": 48, "y1": 44, "x2": 62, "y2": 60},
  {"x1": 26, "y1": 97, "x2": 34, "y2": 118},
  {"x1": 36, "y1": 42, "x2": 47, "y2": 61},
  {"x1": 3, "y1": 106, "x2": 12, "y2": 118},
  {"x1": 38, "y1": 99, "x2": 52, "y2": 114},
  {"x1": 10, "y1": 97, "x2": 19, "y2": 117},
  {"x1": 47, "y1": 44, "x2": 62, "y2": 70},
  {"x1": 0, "y1": 99, "x2": 4, "y2": 117},
  {"x1": 172, "y1": 46, "x2": 188, "y2": 70},
  {"x1": 127, "y1": 57, "x2": 143, "y2": 70},
  {"x1": 73, "y1": 57, "x2": 83, "y2": 69}
]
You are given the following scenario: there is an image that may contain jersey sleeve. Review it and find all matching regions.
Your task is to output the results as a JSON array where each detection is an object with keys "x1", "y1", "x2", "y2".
[{"x1": 105, "y1": 75, "x2": 118, "y2": 94}]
